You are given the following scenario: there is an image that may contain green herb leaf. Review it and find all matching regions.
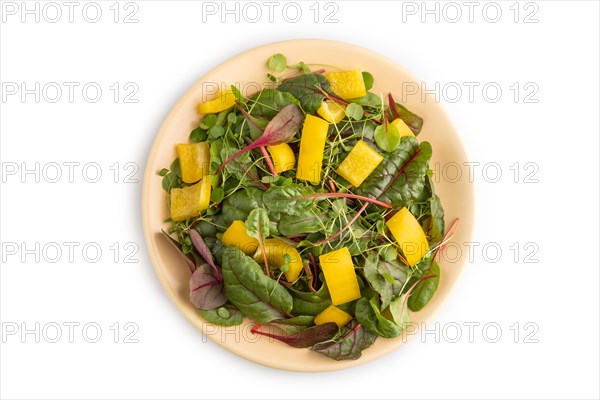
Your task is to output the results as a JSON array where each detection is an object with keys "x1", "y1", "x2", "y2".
[
  {"x1": 222, "y1": 246, "x2": 293, "y2": 323},
  {"x1": 363, "y1": 254, "x2": 410, "y2": 309},
  {"x1": 362, "y1": 71, "x2": 374, "y2": 91},
  {"x1": 345, "y1": 103, "x2": 364, "y2": 121},
  {"x1": 408, "y1": 262, "x2": 440, "y2": 311},
  {"x1": 269, "y1": 316, "x2": 315, "y2": 334},
  {"x1": 278, "y1": 210, "x2": 328, "y2": 236},
  {"x1": 355, "y1": 296, "x2": 402, "y2": 338},
  {"x1": 263, "y1": 184, "x2": 315, "y2": 216},
  {"x1": 190, "y1": 127, "x2": 207, "y2": 143},
  {"x1": 222, "y1": 188, "x2": 265, "y2": 226},
  {"x1": 230, "y1": 84, "x2": 245, "y2": 104},
  {"x1": 374, "y1": 122, "x2": 400, "y2": 152},
  {"x1": 211, "y1": 187, "x2": 224, "y2": 203},
  {"x1": 158, "y1": 168, "x2": 169, "y2": 177},
  {"x1": 245, "y1": 208, "x2": 270, "y2": 240},
  {"x1": 199, "y1": 304, "x2": 243, "y2": 327},
  {"x1": 297, "y1": 61, "x2": 311, "y2": 74},
  {"x1": 268, "y1": 53, "x2": 288, "y2": 73}
]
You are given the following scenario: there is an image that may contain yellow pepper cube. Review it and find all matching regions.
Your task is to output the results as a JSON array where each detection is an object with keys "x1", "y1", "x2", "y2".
[
  {"x1": 391, "y1": 118, "x2": 416, "y2": 138},
  {"x1": 326, "y1": 70, "x2": 367, "y2": 99},
  {"x1": 296, "y1": 114, "x2": 329, "y2": 184},
  {"x1": 314, "y1": 305, "x2": 353, "y2": 327},
  {"x1": 386, "y1": 207, "x2": 429, "y2": 266},
  {"x1": 177, "y1": 142, "x2": 210, "y2": 183},
  {"x1": 336, "y1": 140, "x2": 383, "y2": 187},
  {"x1": 221, "y1": 220, "x2": 259, "y2": 255},
  {"x1": 267, "y1": 143, "x2": 296, "y2": 173},
  {"x1": 319, "y1": 247, "x2": 361, "y2": 305},
  {"x1": 169, "y1": 178, "x2": 211, "y2": 222},
  {"x1": 317, "y1": 100, "x2": 346, "y2": 123},
  {"x1": 255, "y1": 239, "x2": 303, "y2": 282},
  {"x1": 197, "y1": 91, "x2": 236, "y2": 115}
]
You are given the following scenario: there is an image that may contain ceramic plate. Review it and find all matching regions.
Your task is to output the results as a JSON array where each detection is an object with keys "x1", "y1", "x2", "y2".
[{"x1": 142, "y1": 39, "x2": 473, "y2": 372}]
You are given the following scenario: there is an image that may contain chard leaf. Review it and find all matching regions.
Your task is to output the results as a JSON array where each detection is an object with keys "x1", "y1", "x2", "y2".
[
  {"x1": 278, "y1": 210, "x2": 328, "y2": 236},
  {"x1": 222, "y1": 188, "x2": 264, "y2": 226},
  {"x1": 428, "y1": 194, "x2": 445, "y2": 244},
  {"x1": 248, "y1": 89, "x2": 301, "y2": 118},
  {"x1": 408, "y1": 262, "x2": 440, "y2": 312},
  {"x1": 222, "y1": 246, "x2": 293, "y2": 323},
  {"x1": 190, "y1": 263, "x2": 226, "y2": 310},
  {"x1": 245, "y1": 208, "x2": 270, "y2": 240},
  {"x1": 357, "y1": 136, "x2": 432, "y2": 208},
  {"x1": 269, "y1": 315, "x2": 315, "y2": 335},
  {"x1": 253, "y1": 322, "x2": 338, "y2": 348},
  {"x1": 363, "y1": 253, "x2": 410, "y2": 309},
  {"x1": 277, "y1": 73, "x2": 332, "y2": 113},
  {"x1": 263, "y1": 184, "x2": 315, "y2": 216},
  {"x1": 355, "y1": 296, "x2": 402, "y2": 338},
  {"x1": 199, "y1": 305, "x2": 243, "y2": 327},
  {"x1": 289, "y1": 284, "x2": 332, "y2": 316},
  {"x1": 390, "y1": 100, "x2": 424, "y2": 135},
  {"x1": 312, "y1": 320, "x2": 377, "y2": 361}
]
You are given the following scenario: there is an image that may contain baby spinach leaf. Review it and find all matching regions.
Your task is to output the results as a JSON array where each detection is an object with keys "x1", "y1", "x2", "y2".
[
  {"x1": 253, "y1": 322, "x2": 338, "y2": 348},
  {"x1": 289, "y1": 284, "x2": 332, "y2": 316},
  {"x1": 263, "y1": 184, "x2": 315, "y2": 216},
  {"x1": 268, "y1": 53, "x2": 287, "y2": 72},
  {"x1": 363, "y1": 254, "x2": 410, "y2": 309},
  {"x1": 429, "y1": 194, "x2": 445, "y2": 244},
  {"x1": 190, "y1": 263, "x2": 226, "y2": 310},
  {"x1": 374, "y1": 122, "x2": 401, "y2": 152},
  {"x1": 245, "y1": 208, "x2": 270, "y2": 240},
  {"x1": 408, "y1": 262, "x2": 440, "y2": 312},
  {"x1": 345, "y1": 103, "x2": 364, "y2": 121},
  {"x1": 312, "y1": 320, "x2": 377, "y2": 361},
  {"x1": 222, "y1": 188, "x2": 264, "y2": 226},
  {"x1": 199, "y1": 304, "x2": 243, "y2": 327},
  {"x1": 278, "y1": 210, "x2": 328, "y2": 236},
  {"x1": 357, "y1": 137, "x2": 432, "y2": 208},
  {"x1": 222, "y1": 246, "x2": 293, "y2": 323},
  {"x1": 277, "y1": 73, "x2": 332, "y2": 113},
  {"x1": 355, "y1": 296, "x2": 402, "y2": 338},
  {"x1": 248, "y1": 90, "x2": 301, "y2": 118}
]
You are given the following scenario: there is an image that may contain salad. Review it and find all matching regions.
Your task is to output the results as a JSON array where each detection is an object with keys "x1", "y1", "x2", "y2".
[{"x1": 159, "y1": 54, "x2": 454, "y2": 361}]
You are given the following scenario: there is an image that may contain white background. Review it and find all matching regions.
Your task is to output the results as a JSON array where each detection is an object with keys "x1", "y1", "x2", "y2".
[{"x1": 1, "y1": 1, "x2": 599, "y2": 399}]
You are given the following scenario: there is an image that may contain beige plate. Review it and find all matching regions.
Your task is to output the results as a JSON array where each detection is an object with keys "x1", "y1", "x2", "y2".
[{"x1": 142, "y1": 39, "x2": 474, "y2": 372}]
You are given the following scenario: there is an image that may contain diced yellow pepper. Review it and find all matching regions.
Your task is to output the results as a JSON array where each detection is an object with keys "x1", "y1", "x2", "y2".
[
  {"x1": 314, "y1": 305, "x2": 353, "y2": 327},
  {"x1": 391, "y1": 118, "x2": 416, "y2": 138},
  {"x1": 326, "y1": 70, "x2": 367, "y2": 99},
  {"x1": 177, "y1": 142, "x2": 210, "y2": 183},
  {"x1": 254, "y1": 238, "x2": 303, "y2": 282},
  {"x1": 386, "y1": 207, "x2": 429, "y2": 266},
  {"x1": 221, "y1": 220, "x2": 259, "y2": 255},
  {"x1": 267, "y1": 143, "x2": 296, "y2": 173},
  {"x1": 296, "y1": 114, "x2": 329, "y2": 184},
  {"x1": 336, "y1": 140, "x2": 383, "y2": 187},
  {"x1": 169, "y1": 178, "x2": 211, "y2": 222},
  {"x1": 319, "y1": 247, "x2": 361, "y2": 305},
  {"x1": 197, "y1": 91, "x2": 236, "y2": 114},
  {"x1": 317, "y1": 100, "x2": 346, "y2": 123}
]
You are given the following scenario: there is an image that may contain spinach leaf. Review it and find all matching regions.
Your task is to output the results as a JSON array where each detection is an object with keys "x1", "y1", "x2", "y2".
[
  {"x1": 363, "y1": 253, "x2": 410, "y2": 309},
  {"x1": 277, "y1": 73, "x2": 332, "y2": 113},
  {"x1": 248, "y1": 89, "x2": 300, "y2": 118},
  {"x1": 222, "y1": 188, "x2": 264, "y2": 226},
  {"x1": 278, "y1": 210, "x2": 328, "y2": 236},
  {"x1": 190, "y1": 263, "x2": 226, "y2": 310},
  {"x1": 357, "y1": 136, "x2": 432, "y2": 208},
  {"x1": 289, "y1": 284, "x2": 332, "y2": 316},
  {"x1": 312, "y1": 320, "x2": 377, "y2": 360},
  {"x1": 245, "y1": 208, "x2": 270, "y2": 240},
  {"x1": 408, "y1": 262, "x2": 440, "y2": 312},
  {"x1": 355, "y1": 296, "x2": 402, "y2": 338},
  {"x1": 269, "y1": 315, "x2": 315, "y2": 335},
  {"x1": 428, "y1": 194, "x2": 445, "y2": 244},
  {"x1": 263, "y1": 184, "x2": 315, "y2": 216},
  {"x1": 222, "y1": 246, "x2": 293, "y2": 323},
  {"x1": 199, "y1": 304, "x2": 243, "y2": 327}
]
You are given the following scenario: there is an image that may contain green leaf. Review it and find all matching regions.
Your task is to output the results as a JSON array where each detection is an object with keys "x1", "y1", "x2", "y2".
[
  {"x1": 429, "y1": 194, "x2": 445, "y2": 244},
  {"x1": 245, "y1": 208, "x2": 270, "y2": 240},
  {"x1": 208, "y1": 125, "x2": 225, "y2": 139},
  {"x1": 363, "y1": 254, "x2": 410, "y2": 309},
  {"x1": 345, "y1": 103, "x2": 364, "y2": 121},
  {"x1": 267, "y1": 73, "x2": 279, "y2": 83},
  {"x1": 190, "y1": 127, "x2": 207, "y2": 143},
  {"x1": 312, "y1": 320, "x2": 377, "y2": 361},
  {"x1": 350, "y1": 92, "x2": 383, "y2": 109},
  {"x1": 268, "y1": 53, "x2": 287, "y2": 73},
  {"x1": 222, "y1": 246, "x2": 293, "y2": 323},
  {"x1": 389, "y1": 294, "x2": 411, "y2": 328},
  {"x1": 278, "y1": 210, "x2": 328, "y2": 236},
  {"x1": 221, "y1": 188, "x2": 264, "y2": 226},
  {"x1": 199, "y1": 305, "x2": 243, "y2": 327},
  {"x1": 277, "y1": 73, "x2": 332, "y2": 113},
  {"x1": 158, "y1": 168, "x2": 169, "y2": 177},
  {"x1": 355, "y1": 296, "x2": 402, "y2": 338},
  {"x1": 289, "y1": 284, "x2": 332, "y2": 316},
  {"x1": 357, "y1": 137, "x2": 433, "y2": 208},
  {"x1": 263, "y1": 184, "x2": 315, "y2": 216},
  {"x1": 230, "y1": 84, "x2": 245, "y2": 104},
  {"x1": 297, "y1": 61, "x2": 311, "y2": 74},
  {"x1": 374, "y1": 122, "x2": 400, "y2": 152},
  {"x1": 202, "y1": 114, "x2": 218, "y2": 129},
  {"x1": 408, "y1": 262, "x2": 440, "y2": 312},
  {"x1": 211, "y1": 187, "x2": 224, "y2": 204},
  {"x1": 269, "y1": 316, "x2": 315, "y2": 335},
  {"x1": 362, "y1": 71, "x2": 374, "y2": 91},
  {"x1": 248, "y1": 89, "x2": 301, "y2": 119}
]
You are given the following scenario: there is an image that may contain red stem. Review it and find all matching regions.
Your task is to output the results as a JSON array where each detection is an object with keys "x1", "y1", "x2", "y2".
[
  {"x1": 284, "y1": 192, "x2": 392, "y2": 209},
  {"x1": 260, "y1": 146, "x2": 278, "y2": 176},
  {"x1": 313, "y1": 201, "x2": 369, "y2": 246}
]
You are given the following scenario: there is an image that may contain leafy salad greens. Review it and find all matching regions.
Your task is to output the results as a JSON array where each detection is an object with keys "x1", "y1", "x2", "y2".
[{"x1": 159, "y1": 53, "x2": 456, "y2": 361}]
